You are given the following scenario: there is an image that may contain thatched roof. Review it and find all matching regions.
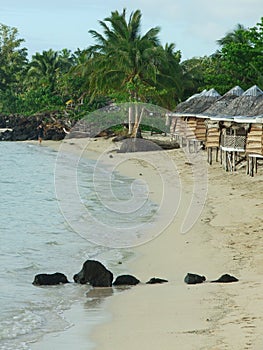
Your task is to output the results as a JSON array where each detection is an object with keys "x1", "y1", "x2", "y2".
[
  {"x1": 175, "y1": 89, "x2": 221, "y2": 114},
  {"x1": 250, "y1": 98, "x2": 263, "y2": 116},
  {"x1": 219, "y1": 86, "x2": 263, "y2": 116},
  {"x1": 224, "y1": 85, "x2": 244, "y2": 96},
  {"x1": 243, "y1": 85, "x2": 263, "y2": 97},
  {"x1": 202, "y1": 86, "x2": 244, "y2": 116},
  {"x1": 170, "y1": 85, "x2": 263, "y2": 124}
]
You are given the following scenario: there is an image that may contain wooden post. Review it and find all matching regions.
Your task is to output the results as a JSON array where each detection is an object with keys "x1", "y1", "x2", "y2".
[
  {"x1": 254, "y1": 157, "x2": 257, "y2": 174},
  {"x1": 215, "y1": 147, "x2": 219, "y2": 162},
  {"x1": 208, "y1": 147, "x2": 213, "y2": 165},
  {"x1": 252, "y1": 157, "x2": 254, "y2": 177},
  {"x1": 225, "y1": 151, "x2": 228, "y2": 171},
  {"x1": 232, "y1": 151, "x2": 236, "y2": 172}
]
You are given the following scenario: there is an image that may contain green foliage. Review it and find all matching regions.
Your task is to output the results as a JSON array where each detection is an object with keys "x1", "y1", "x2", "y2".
[
  {"x1": 0, "y1": 15, "x2": 263, "y2": 117},
  {"x1": 0, "y1": 23, "x2": 28, "y2": 91},
  {"x1": 16, "y1": 87, "x2": 64, "y2": 114},
  {"x1": 26, "y1": 49, "x2": 73, "y2": 92},
  {"x1": 76, "y1": 9, "x2": 184, "y2": 110},
  {"x1": 204, "y1": 18, "x2": 263, "y2": 92}
]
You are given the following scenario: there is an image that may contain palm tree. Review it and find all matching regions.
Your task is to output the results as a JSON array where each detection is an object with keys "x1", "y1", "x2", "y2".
[
  {"x1": 26, "y1": 49, "x2": 63, "y2": 91},
  {"x1": 154, "y1": 43, "x2": 187, "y2": 109},
  {"x1": 216, "y1": 24, "x2": 248, "y2": 46},
  {"x1": 78, "y1": 8, "x2": 180, "y2": 134},
  {"x1": 87, "y1": 9, "x2": 163, "y2": 101}
]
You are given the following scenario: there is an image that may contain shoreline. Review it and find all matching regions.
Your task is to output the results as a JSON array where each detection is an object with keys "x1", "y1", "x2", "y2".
[{"x1": 27, "y1": 137, "x2": 263, "y2": 350}]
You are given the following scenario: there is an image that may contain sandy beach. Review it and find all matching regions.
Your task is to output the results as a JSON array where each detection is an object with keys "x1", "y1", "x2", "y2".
[{"x1": 30, "y1": 136, "x2": 263, "y2": 350}]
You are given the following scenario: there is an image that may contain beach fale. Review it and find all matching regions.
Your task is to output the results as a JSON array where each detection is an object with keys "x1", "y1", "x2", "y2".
[{"x1": 167, "y1": 85, "x2": 263, "y2": 176}]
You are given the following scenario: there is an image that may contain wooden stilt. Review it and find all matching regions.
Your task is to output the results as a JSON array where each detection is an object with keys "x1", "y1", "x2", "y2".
[
  {"x1": 216, "y1": 147, "x2": 219, "y2": 162},
  {"x1": 225, "y1": 151, "x2": 228, "y2": 171},
  {"x1": 232, "y1": 151, "x2": 236, "y2": 172},
  {"x1": 209, "y1": 148, "x2": 212, "y2": 165},
  {"x1": 250, "y1": 157, "x2": 254, "y2": 177},
  {"x1": 255, "y1": 157, "x2": 258, "y2": 174}
]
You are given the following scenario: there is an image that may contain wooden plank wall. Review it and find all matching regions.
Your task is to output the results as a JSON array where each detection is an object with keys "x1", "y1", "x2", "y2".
[
  {"x1": 246, "y1": 124, "x2": 263, "y2": 155},
  {"x1": 205, "y1": 127, "x2": 221, "y2": 148}
]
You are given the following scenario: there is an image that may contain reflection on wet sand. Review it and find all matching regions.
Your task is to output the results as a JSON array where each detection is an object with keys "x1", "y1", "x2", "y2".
[{"x1": 84, "y1": 286, "x2": 133, "y2": 309}]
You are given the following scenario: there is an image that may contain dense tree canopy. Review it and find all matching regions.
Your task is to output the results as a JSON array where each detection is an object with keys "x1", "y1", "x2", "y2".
[{"x1": 0, "y1": 13, "x2": 262, "y2": 116}]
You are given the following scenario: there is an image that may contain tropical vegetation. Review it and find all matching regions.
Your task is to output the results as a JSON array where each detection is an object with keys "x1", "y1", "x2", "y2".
[{"x1": 0, "y1": 10, "x2": 262, "y2": 124}]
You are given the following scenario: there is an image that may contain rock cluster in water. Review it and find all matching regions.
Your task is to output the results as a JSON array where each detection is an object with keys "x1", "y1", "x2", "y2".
[{"x1": 32, "y1": 259, "x2": 238, "y2": 287}]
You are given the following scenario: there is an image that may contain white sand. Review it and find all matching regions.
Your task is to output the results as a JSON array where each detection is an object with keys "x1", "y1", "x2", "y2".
[{"x1": 30, "y1": 137, "x2": 263, "y2": 350}]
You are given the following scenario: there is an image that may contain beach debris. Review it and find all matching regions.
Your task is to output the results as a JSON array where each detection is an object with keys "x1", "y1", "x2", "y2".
[
  {"x1": 184, "y1": 273, "x2": 206, "y2": 285},
  {"x1": 146, "y1": 277, "x2": 168, "y2": 284},
  {"x1": 113, "y1": 274, "x2": 140, "y2": 286},
  {"x1": 32, "y1": 272, "x2": 69, "y2": 286},
  {"x1": 211, "y1": 274, "x2": 239, "y2": 283},
  {"x1": 73, "y1": 260, "x2": 113, "y2": 287}
]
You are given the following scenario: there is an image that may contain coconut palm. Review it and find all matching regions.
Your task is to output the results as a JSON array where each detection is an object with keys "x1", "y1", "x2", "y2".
[
  {"x1": 86, "y1": 9, "x2": 165, "y2": 102},
  {"x1": 216, "y1": 24, "x2": 248, "y2": 46},
  {"x1": 26, "y1": 49, "x2": 70, "y2": 91},
  {"x1": 77, "y1": 9, "x2": 182, "y2": 134},
  {"x1": 154, "y1": 43, "x2": 187, "y2": 109}
]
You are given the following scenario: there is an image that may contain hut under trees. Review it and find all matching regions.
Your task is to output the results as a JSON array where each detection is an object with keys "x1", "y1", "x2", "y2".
[
  {"x1": 216, "y1": 85, "x2": 263, "y2": 172},
  {"x1": 167, "y1": 84, "x2": 263, "y2": 176},
  {"x1": 203, "y1": 86, "x2": 245, "y2": 166},
  {"x1": 169, "y1": 88, "x2": 221, "y2": 151}
]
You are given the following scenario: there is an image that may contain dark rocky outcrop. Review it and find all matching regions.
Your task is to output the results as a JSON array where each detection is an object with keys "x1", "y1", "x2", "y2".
[
  {"x1": 184, "y1": 273, "x2": 206, "y2": 285},
  {"x1": 113, "y1": 274, "x2": 140, "y2": 286},
  {"x1": 0, "y1": 112, "x2": 74, "y2": 141},
  {"x1": 32, "y1": 272, "x2": 69, "y2": 286},
  {"x1": 211, "y1": 274, "x2": 239, "y2": 283},
  {"x1": 146, "y1": 277, "x2": 168, "y2": 284},
  {"x1": 73, "y1": 260, "x2": 113, "y2": 287}
]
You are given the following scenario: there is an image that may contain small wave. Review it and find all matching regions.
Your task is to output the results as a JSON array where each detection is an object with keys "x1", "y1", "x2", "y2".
[{"x1": 0, "y1": 310, "x2": 43, "y2": 340}]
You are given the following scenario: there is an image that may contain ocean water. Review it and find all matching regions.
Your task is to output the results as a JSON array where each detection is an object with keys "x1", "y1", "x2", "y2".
[{"x1": 0, "y1": 142, "x2": 157, "y2": 350}]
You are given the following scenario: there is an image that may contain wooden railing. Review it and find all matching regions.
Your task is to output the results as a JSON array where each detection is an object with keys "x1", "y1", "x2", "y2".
[{"x1": 221, "y1": 135, "x2": 246, "y2": 150}]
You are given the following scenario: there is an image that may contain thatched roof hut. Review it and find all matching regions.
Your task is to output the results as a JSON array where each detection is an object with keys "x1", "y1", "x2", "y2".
[{"x1": 175, "y1": 88, "x2": 221, "y2": 114}]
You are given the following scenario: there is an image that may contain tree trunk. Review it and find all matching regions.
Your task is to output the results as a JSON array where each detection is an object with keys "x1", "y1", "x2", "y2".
[
  {"x1": 128, "y1": 105, "x2": 134, "y2": 134},
  {"x1": 131, "y1": 105, "x2": 144, "y2": 138}
]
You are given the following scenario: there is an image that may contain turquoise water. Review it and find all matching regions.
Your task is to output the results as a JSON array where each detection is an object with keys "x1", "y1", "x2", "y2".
[{"x1": 0, "y1": 142, "x2": 157, "y2": 349}]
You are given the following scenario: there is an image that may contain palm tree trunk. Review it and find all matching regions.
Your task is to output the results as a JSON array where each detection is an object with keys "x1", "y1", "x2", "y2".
[
  {"x1": 131, "y1": 106, "x2": 144, "y2": 137},
  {"x1": 128, "y1": 105, "x2": 134, "y2": 134}
]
